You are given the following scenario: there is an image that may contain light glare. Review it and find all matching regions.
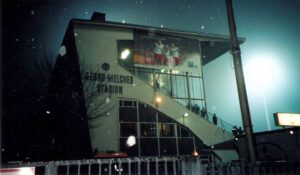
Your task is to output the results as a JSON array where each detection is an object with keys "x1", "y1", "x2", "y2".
[
  {"x1": 245, "y1": 53, "x2": 281, "y2": 91},
  {"x1": 183, "y1": 112, "x2": 189, "y2": 117},
  {"x1": 126, "y1": 135, "x2": 136, "y2": 147},
  {"x1": 156, "y1": 96, "x2": 162, "y2": 103},
  {"x1": 121, "y1": 49, "x2": 130, "y2": 59}
]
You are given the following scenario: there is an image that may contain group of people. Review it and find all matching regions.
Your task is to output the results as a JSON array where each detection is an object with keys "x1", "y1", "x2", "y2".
[
  {"x1": 186, "y1": 104, "x2": 219, "y2": 125},
  {"x1": 153, "y1": 40, "x2": 180, "y2": 66},
  {"x1": 232, "y1": 126, "x2": 244, "y2": 136}
]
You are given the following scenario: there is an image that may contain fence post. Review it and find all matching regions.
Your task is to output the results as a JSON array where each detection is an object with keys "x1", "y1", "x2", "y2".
[
  {"x1": 155, "y1": 157, "x2": 159, "y2": 175},
  {"x1": 164, "y1": 157, "x2": 168, "y2": 175},
  {"x1": 127, "y1": 158, "x2": 131, "y2": 175},
  {"x1": 45, "y1": 161, "x2": 57, "y2": 175},
  {"x1": 146, "y1": 159, "x2": 150, "y2": 175},
  {"x1": 109, "y1": 159, "x2": 112, "y2": 175},
  {"x1": 97, "y1": 159, "x2": 102, "y2": 175},
  {"x1": 118, "y1": 159, "x2": 122, "y2": 175},
  {"x1": 172, "y1": 157, "x2": 177, "y2": 175},
  {"x1": 137, "y1": 158, "x2": 141, "y2": 175},
  {"x1": 77, "y1": 161, "x2": 81, "y2": 175}
]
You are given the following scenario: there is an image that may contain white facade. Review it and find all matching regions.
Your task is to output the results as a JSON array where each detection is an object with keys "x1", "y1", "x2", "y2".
[{"x1": 52, "y1": 18, "x2": 237, "y2": 159}]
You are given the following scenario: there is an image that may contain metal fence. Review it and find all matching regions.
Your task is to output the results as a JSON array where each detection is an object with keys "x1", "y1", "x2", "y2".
[
  {"x1": 2, "y1": 157, "x2": 300, "y2": 175},
  {"x1": 214, "y1": 160, "x2": 300, "y2": 175},
  {"x1": 2, "y1": 156, "x2": 214, "y2": 175}
]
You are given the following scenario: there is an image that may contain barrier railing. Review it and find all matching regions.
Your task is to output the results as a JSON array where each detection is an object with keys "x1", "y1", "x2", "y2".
[
  {"x1": 1, "y1": 156, "x2": 214, "y2": 175},
  {"x1": 4, "y1": 157, "x2": 298, "y2": 175}
]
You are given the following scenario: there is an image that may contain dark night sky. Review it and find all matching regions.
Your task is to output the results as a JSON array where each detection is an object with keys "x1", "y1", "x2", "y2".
[{"x1": 2, "y1": 0, "x2": 300, "y2": 132}]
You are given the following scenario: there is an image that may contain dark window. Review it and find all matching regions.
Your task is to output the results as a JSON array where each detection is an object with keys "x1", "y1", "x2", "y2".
[
  {"x1": 159, "y1": 124, "x2": 175, "y2": 137},
  {"x1": 177, "y1": 126, "x2": 191, "y2": 137},
  {"x1": 160, "y1": 138, "x2": 177, "y2": 155},
  {"x1": 158, "y1": 111, "x2": 173, "y2": 123},
  {"x1": 120, "y1": 123, "x2": 137, "y2": 137},
  {"x1": 178, "y1": 138, "x2": 194, "y2": 155},
  {"x1": 139, "y1": 103, "x2": 157, "y2": 122},
  {"x1": 140, "y1": 138, "x2": 158, "y2": 156},
  {"x1": 140, "y1": 123, "x2": 157, "y2": 137},
  {"x1": 119, "y1": 107, "x2": 137, "y2": 122},
  {"x1": 123, "y1": 100, "x2": 133, "y2": 107}
]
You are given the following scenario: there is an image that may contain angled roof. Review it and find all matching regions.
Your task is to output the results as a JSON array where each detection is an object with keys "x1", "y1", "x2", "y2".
[{"x1": 70, "y1": 12, "x2": 245, "y2": 65}]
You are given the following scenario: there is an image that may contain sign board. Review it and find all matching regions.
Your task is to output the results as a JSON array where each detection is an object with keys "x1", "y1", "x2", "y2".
[{"x1": 274, "y1": 113, "x2": 300, "y2": 126}]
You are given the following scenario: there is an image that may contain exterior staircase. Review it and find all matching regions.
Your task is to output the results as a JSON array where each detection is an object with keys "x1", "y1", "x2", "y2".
[{"x1": 119, "y1": 67, "x2": 234, "y2": 147}]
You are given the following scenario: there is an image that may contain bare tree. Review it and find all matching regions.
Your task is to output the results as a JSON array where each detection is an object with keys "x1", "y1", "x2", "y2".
[{"x1": 80, "y1": 63, "x2": 116, "y2": 128}]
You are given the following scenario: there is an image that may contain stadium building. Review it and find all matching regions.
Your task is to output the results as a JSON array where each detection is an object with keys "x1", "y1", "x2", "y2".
[{"x1": 45, "y1": 12, "x2": 241, "y2": 161}]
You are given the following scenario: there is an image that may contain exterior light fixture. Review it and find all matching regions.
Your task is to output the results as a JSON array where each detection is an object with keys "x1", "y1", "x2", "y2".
[
  {"x1": 155, "y1": 96, "x2": 162, "y2": 103},
  {"x1": 46, "y1": 110, "x2": 51, "y2": 114},
  {"x1": 192, "y1": 150, "x2": 199, "y2": 156},
  {"x1": 183, "y1": 112, "x2": 189, "y2": 118},
  {"x1": 120, "y1": 49, "x2": 130, "y2": 60},
  {"x1": 289, "y1": 130, "x2": 294, "y2": 135}
]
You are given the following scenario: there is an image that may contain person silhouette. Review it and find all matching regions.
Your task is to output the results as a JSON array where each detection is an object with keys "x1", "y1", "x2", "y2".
[
  {"x1": 212, "y1": 114, "x2": 218, "y2": 125},
  {"x1": 201, "y1": 108, "x2": 207, "y2": 118}
]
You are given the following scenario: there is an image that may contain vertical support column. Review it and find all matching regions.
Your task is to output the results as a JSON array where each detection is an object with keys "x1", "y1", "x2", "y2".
[
  {"x1": 170, "y1": 70, "x2": 173, "y2": 97},
  {"x1": 185, "y1": 72, "x2": 191, "y2": 110},
  {"x1": 225, "y1": 0, "x2": 257, "y2": 163},
  {"x1": 198, "y1": 42, "x2": 207, "y2": 110}
]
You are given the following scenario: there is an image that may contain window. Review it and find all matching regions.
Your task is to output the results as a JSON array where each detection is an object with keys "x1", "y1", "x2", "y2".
[
  {"x1": 139, "y1": 103, "x2": 157, "y2": 122},
  {"x1": 119, "y1": 107, "x2": 137, "y2": 122},
  {"x1": 140, "y1": 138, "x2": 158, "y2": 155},
  {"x1": 120, "y1": 123, "x2": 137, "y2": 137},
  {"x1": 158, "y1": 111, "x2": 173, "y2": 123},
  {"x1": 140, "y1": 123, "x2": 156, "y2": 137},
  {"x1": 177, "y1": 126, "x2": 191, "y2": 137},
  {"x1": 178, "y1": 138, "x2": 194, "y2": 155},
  {"x1": 119, "y1": 101, "x2": 202, "y2": 156},
  {"x1": 159, "y1": 138, "x2": 177, "y2": 155},
  {"x1": 159, "y1": 124, "x2": 175, "y2": 137}
]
